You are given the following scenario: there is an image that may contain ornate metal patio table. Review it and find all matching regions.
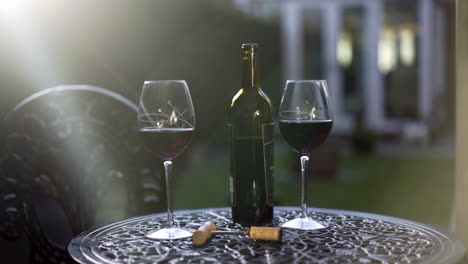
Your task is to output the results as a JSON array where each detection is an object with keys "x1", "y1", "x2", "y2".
[{"x1": 68, "y1": 207, "x2": 465, "y2": 263}]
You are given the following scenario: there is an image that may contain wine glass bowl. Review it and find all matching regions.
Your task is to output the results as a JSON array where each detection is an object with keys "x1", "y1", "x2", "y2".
[
  {"x1": 279, "y1": 80, "x2": 332, "y2": 230},
  {"x1": 138, "y1": 80, "x2": 195, "y2": 239},
  {"x1": 138, "y1": 81, "x2": 195, "y2": 126},
  {"x1": 138, "y1": 80, "x2": 195, "y2": 160}
]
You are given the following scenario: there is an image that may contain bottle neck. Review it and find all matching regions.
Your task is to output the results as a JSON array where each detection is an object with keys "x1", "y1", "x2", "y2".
[{"x1": 241, "y1": 45, "x2": 260, "y2": 90}]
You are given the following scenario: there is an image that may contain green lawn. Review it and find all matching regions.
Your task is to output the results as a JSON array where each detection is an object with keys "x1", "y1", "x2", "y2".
[{"x1": 174, "y1": 151, "x2": 454, "y2": 230}]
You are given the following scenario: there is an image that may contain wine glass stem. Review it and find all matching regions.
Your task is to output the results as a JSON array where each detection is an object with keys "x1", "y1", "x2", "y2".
[
  {"x1": 300, "y1": 155, "x2": 309, "y2": 218},
  {"x1": 164, "y1": 160, "x2": 174, "y2": 228}
]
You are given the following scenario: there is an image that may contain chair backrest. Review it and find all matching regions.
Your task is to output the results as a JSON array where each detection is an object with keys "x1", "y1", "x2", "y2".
[{"x1": 0, "y1": 85, "x2": 165, "y2": 263}]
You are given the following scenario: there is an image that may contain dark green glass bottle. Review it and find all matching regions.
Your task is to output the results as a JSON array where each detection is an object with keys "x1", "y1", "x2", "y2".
[{"x1": 228, "y1": 43, "x2": 274, "y2": 226}]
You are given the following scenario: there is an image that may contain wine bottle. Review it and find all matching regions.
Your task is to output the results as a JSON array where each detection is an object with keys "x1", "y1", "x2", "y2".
[{"x1": 228, "y1": 43, "x2": 274, "y2": 226}]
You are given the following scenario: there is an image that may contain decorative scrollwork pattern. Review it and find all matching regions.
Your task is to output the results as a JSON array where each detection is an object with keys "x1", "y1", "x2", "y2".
[{"x1": 69, "y1": 207, "x2": 464, "y2": 264}]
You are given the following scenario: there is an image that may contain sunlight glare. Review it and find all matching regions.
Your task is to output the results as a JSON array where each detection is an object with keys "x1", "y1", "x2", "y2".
[{"x1": 0, "y1": 0, "x2": 60, "y2": 88}]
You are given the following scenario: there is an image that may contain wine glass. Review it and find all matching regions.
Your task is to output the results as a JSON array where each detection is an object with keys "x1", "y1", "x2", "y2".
[
  {"x1": 279, "y1": 80, "x2": 333, "y2": 230},
  {"x1": 138, "y1": 80, "x2": 195, "y2": 239}
]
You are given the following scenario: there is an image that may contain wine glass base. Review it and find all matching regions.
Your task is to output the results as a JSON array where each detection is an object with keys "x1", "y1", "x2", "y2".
[
  {"x1": 146, "y1": 227, "x2": 192, "y2": 240},
  {"x1": 281, "y1": 217, "x2": 326, "y2": 230}
]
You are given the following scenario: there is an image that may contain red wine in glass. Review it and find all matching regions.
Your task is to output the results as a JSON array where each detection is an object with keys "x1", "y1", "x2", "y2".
[
  {"x1": 279, "y1": 120, "x2": 333, "y2": 154},
  {"x1": 140, "y1": 127, "x2": 194, "y2": 160}
]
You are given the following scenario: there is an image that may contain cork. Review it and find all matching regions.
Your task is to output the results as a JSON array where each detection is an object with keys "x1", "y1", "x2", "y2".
[
  {"x1": 192, "y1": 221, "x2": 217, "y2": 246},
  {"x1": 248, "y1": 226, "x2": 282, "y2": 241}
]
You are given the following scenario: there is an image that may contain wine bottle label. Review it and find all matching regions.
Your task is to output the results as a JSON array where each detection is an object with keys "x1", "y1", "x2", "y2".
[
  {"x1": 262, "y1": 123, "x2": 274, "y2": 206},
  {"x1": 228, "y1": 123, "x2": 236, "y2": 206},
  {"x1": 229, "y1": 175, "x2": 235, "y2": 207}
]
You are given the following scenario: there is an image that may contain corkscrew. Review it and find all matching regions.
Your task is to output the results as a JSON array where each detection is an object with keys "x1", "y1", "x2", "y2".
[{"x1": 192, "y1": 221, "x2": 282, "y2": 245}]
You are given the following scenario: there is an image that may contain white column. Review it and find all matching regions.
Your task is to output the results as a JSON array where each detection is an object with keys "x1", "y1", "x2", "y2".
[
  {"x1": 363, "y1": 0, "x2": 384, "y2": 131},
  {"x1": 323, "y1": 3, "x2": 348, "y2": 132},
  {"x1": 433, "y1": 3, "x2": 446, "y2": 98},
  {"x1": 419, "y1": 0, "x2": 433, "y2": 121},
  {"x1": 281, "y1": 2, "x2": 303, "y2": 80},
  {"x1": 455, "y1": 0, "x2": 468, "y2": 247}
]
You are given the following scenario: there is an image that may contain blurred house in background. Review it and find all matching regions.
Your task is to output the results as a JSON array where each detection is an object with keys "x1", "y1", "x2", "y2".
[{"x1": 229, "y1": 0, "x2": 455, "y2": 140}]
